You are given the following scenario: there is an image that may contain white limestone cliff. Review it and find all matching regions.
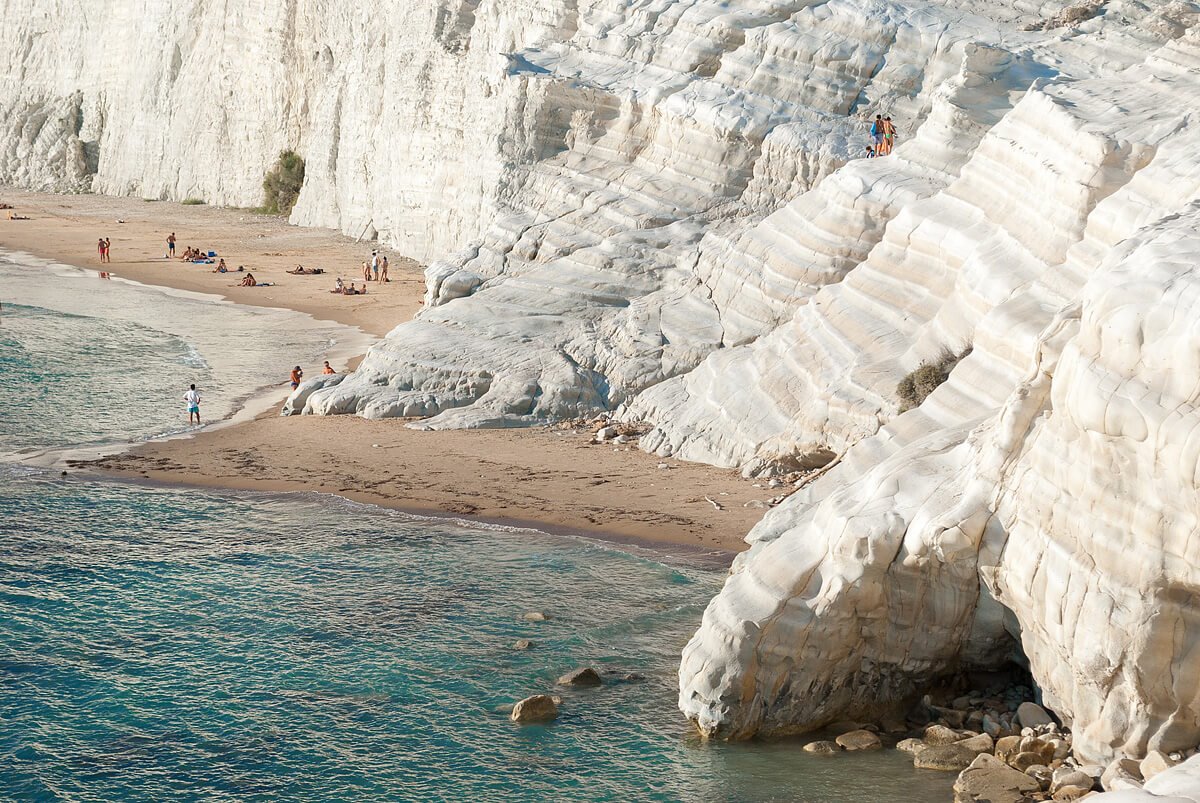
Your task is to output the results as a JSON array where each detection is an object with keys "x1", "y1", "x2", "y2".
[{"x1": 6, "y1": 0, "x2": 1200, "y2": 780}]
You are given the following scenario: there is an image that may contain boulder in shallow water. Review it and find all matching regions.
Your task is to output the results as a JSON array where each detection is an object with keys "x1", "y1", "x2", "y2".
[
  {"x1": 510, "y1": 694, "x2": 558, "y2": 724},
  {"x1": 897, "y1": 738, "x2": 926, "y2": 755},
  {"x1": 802, "y1": 740, "x2": 839, "y2": 755},
  {"x1": 556, "y1": 667, "x2": 602, "y2": 687},
  {"x1": 512, "y1": 639, "x2": 534, "y2": 650},
  {"x1": 916, "y1": 744, "x2": 978, "y2": 771},
  {"x1": 954, "y1": 753, "x2": 1041, "y2": 802},
  {"x1": 835, "y1": 729, "x2": 881, "y2": 751},
  {"x1": 522, "y1": 611, "x2": 549, "y2": 622}
]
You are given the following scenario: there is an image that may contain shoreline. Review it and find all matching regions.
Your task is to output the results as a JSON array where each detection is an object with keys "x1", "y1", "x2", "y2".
[
  {"x1": 61, "y1": 465, "x2": 739, "y2": 570},
  {"x1": 3, "y1": 188, "x2": 773, "y2": 554}
]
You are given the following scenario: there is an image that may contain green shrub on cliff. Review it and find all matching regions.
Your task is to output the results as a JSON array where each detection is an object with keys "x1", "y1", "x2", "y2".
[{"x1": 259, "y1": 150, "x2": 305, "y2": 215}]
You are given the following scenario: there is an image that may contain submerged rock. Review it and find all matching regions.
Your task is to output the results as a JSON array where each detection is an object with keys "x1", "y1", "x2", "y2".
[
  {"x1": 510, "y1": 695, "x2": 558, "y2": 724},
  {"x1": 556, "y1": 667, "x2": 602, "y2": 688},
  {"x1": 802, "y1": 740, "x2": 839, "y2": 755}
]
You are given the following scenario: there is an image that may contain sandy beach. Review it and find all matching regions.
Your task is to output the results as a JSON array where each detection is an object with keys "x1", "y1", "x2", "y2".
[{"x1": 3, "y1": 188, "x2": 772, "y2": 554}]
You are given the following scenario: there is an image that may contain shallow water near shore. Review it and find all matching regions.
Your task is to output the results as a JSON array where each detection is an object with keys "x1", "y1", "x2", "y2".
[{"x1": 0, "y1": 254, "x2": 955, "y2": 801}]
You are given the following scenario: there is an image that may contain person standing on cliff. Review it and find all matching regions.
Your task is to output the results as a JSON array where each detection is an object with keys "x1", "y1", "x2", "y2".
[
  {"x1": 882, "y1": 117, "x2": 896, "y2": 155},
  {"x1": 167, "y1": 232, "x2": 176, "y2": 258},
  {"x1": 184, "y1": 384, "x2": 201, "y2": 424},
  {"x1": 871, "y1": 115, "x2": 884, "y2": 155}
]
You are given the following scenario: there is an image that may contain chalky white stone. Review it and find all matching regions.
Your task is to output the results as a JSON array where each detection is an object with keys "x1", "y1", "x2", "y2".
[{"x1": 5, "y1": 0, "x2": 1200, "y2": 788}]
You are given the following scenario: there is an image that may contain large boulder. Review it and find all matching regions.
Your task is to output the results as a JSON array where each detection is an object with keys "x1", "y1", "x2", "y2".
[
  {"x1": 954, "y1": 753, "x2": 1042, "y2": 803},
  {"x1": 556, "y1": 667, "x2": 602, "y2": 687},
  {"x1": 510, "y1": 694, "x2": 559, "y2": 724},
  {"x1": 916, "y1": 744, "x2": 978, "y2": 772},
  {"x1": 835, "y1": 729, "x2": 882, "y2": 751}
]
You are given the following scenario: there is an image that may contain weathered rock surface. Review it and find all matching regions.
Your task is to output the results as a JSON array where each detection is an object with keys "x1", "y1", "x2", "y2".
[
  {"x1": 556, "y1": 667, "x2": 602, "y2": 688},
  {"x1": 916, "y1": 744, "x2": 978, "y2": 772},
  {"x1": 802, "y1": 740, "x2": 839, "y2": 755},
  {"x1": 954, "y1": 753, "x2": 1041, "y2": 802},
  {"x1": 510, "y1": 694, "x2": 559, "y2": 724},
  {"x1": 1088, "y1": 754, "x2": 1200, "y2": 801},
  {"x1": 834, "y1": 729, "x2": 881, "y2": 751}
]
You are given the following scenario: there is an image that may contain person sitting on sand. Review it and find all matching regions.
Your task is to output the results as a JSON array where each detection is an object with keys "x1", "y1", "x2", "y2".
[
  {"x1": 237, "y1": 273, "x2": 256, "y2": 287},
  {"x1": 216, "y1": 258, "x2": 227, "y2": 271},
  {"x1": 323, "y1": 361, "x2": 335, "y2": 375},
  {"x1": 331, "y1": 278, "x2": 345, "y2": 294}
]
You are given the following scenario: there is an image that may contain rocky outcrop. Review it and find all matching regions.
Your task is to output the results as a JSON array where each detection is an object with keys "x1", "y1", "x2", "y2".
[
  {"x1": 7, "y1": 0, "x2": 1200, "y2": 786},
  {"x1": 676, "y1": 19, "x2": 1200, "y2": 768}
]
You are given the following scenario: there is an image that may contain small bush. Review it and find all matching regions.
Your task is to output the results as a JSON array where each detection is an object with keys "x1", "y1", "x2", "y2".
[
  {"x1": 897, "y1": 346, "x2": 972, "y2": 411},
  {"x1": 260, "y1": 150, "x2": 305, "y2": 215},
  {"x1": 181, "y1": 197, "x2": 206, "y2": 205}
]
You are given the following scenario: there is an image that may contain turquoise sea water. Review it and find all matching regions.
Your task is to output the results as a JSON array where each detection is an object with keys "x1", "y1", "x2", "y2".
[{"x1": 0, "y1": 253, "x2": 954, "y2": 801}]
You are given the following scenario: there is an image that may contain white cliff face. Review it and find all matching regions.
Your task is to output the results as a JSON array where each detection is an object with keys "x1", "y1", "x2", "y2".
[{"x1": 8, "y1": 0, "x2": 1200, "y2": 779}]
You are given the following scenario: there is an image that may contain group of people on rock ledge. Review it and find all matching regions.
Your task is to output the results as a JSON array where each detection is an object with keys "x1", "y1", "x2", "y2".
[{"x1": 866, "y1": 114, "x2": 898, "y2": 158}]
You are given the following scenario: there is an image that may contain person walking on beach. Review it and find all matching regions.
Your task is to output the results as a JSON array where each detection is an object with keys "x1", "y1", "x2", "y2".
[
  {"x1": 379, "y1": 254, "x2": 389, "y2": 283},
  {"x1": 184, "y1": 384, "x2": 201, "y2": 424},
  {"x1": 290, "y1": 365, "x2": 303, "y2": 390},
  {"x1": 97, "y1": 237, "x2": 110, "y2": 264},
  {"x1": 167, "y1": 232, "x2": 176, "y2": 258}
]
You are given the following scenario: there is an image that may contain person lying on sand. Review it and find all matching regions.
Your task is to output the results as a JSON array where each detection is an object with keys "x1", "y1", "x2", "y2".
[
  {"x1": 286, "y1": 265, "x2": 324, "y2": 275},
  {"x1": 7, "y1": 211, "x2": 30, "y2": 220},
  {"x1": 236, "y1": 273, "x2": 256, "y2": 287}
]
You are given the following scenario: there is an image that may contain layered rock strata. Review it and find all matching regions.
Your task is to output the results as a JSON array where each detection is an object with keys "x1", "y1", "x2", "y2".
[{"x1": 7, "y1": 0, "x2": 1200, "y2": 780}]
